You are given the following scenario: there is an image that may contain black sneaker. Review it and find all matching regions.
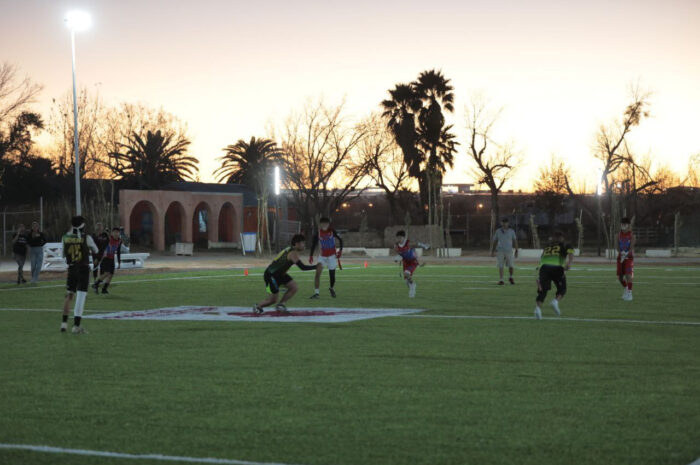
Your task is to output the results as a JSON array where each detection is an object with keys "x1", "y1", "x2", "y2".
[
  {"x1": 310, "y1": 293, "x2": 320, "y2": 299},
  {"x1": 509, "y1": 277, "x2": 515, "y2": 285},
  {"x1": 498, "y1": 280, "x2": 505, "y2": 285},
  {"x1": 101, "y1": 288, "x2": 109, "y2": 294},
  {"x1": 252, "y1": 304, "x2": 263, "y2": 314},
  {"x1": 329, "y1": 288, "x2": 336, "y2": 298},
  {"x1": 93, "y1": 282, "x2": 100, "y2": 294}
]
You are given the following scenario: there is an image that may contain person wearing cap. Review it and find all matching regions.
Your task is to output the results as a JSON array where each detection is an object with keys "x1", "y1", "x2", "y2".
[
  {"x1": 61, "y1": 215, "x2": 99, "y2": 334},
  {"x1": 490, "y1": 218, "x2": 519, "y2": 285}
]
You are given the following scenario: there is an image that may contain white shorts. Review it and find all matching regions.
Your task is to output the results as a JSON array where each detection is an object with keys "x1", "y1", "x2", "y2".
[
  {"x1": 317, "y1": 255, "x2": 338, "y2": 270},
  {"x1": 497, "y1": 250, "x2": 514, "y2": 268}
]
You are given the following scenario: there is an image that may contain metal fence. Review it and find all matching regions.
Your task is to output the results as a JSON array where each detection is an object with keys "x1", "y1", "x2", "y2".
[{"x1": 2, "y1": 199, "x2": 44, "y2": 256}]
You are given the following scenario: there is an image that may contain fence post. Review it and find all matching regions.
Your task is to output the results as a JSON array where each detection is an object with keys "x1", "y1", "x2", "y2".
[{"x1": 2, "y1": 208, "x2": 6, "y2": 256}]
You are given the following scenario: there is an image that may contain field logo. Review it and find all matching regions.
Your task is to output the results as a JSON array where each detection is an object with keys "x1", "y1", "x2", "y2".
[{"x1": 87, "y1": 306, "x2": 423, "y2": 323}]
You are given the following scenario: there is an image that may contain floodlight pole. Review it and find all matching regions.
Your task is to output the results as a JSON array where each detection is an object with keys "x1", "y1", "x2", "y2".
[
  {"x1": 274, "y1": 166, "x2": 281, "y2": 250},
  {"x1": 70, "y1": 28, "x2": 82, "y2": 215}
]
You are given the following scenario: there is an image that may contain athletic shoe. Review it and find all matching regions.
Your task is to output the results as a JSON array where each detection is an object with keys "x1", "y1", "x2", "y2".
[
  {"x1": 551, "y1": 299, "x2": 561, "y2": 316},
  {"x1": 101, "y1": 288, "x2": 109, "y2": 294},
  {"x1": 310, "y1": 293, "x2": 320, "y2": 299},
  {"x1": 408, "y1": 282, "x2": 416, "y2": 298},
  {"x1": 329, "y1": 288, "x2": 336, "y2": 298},
  {"x1": 252, "y1": 304, "x2": 263, "y2": 314},
  {"x1": 93, "y1": 282, "x2": 100, "y2": 294},
  {"x1": 534, "y1": 307, "x2": 542, "y2": 320},
  {"x1": 509, "y1": 277, "x2": 515, "y2": 285},
  {"x1": 623, "y1": 292, "x2": 633, "y2": 301},
  {"x1": 60, "y1": 323, "x2": 67, "y2": 333},
  {"x1": 71, "y1": 325, "x2": 87, "y2": 334},
  {"x1": 275, "y1": 304, "x2": 289, "y2": 313},
  {"x1": 498, "y1": 281, "x2": 505, "y2": 285}
]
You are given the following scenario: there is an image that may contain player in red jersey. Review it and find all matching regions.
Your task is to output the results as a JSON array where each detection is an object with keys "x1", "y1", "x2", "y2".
[
  {"x1": 93, "y1": 227, "x2": 122, "y2": 295},
  {"x1": 617, "y1": 217, "x2": 635, "y2": 301},
  {"x1": 393, "y1": 230, "x2": 429, "y2": 298},
  {"x1": 309, "y1": 217, "x2": 343, "y2": 299}
]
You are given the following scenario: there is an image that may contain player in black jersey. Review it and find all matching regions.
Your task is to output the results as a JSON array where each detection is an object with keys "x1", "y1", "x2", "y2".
[
  {"x1": 61, "y1": 216, "x2": 98, "y2": 333},
  {"x1": 253, "y1": 234, "x2": 317, "y2": 314},
  {"x1": 91, "y1": 222, "x2": 110, "y2": 281}
]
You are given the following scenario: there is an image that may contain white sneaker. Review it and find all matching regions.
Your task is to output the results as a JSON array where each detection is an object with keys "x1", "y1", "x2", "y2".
[
  {"x1": 60, "y1": 322, "x2": 67, "y2": 333},
  {"x1": 622, "y1": 289, "x2": 628, "y2": 299},
  {"x1": 534, "y1": 306, "x2": 542, "y2": 320},
  {"x1": 71, "y1": 325, "x2": 87, "y2": 334},
  {"x1": 275, "y1": 304, "x2": 289, "y2": 313},
  {"x1": 408, "y1": 282, "x2": 416, "y2": 298},
  {"x1": 551, "y1": 299, "x2": 561, "y2": 316},
  {"x1": 624, "y1": 292, "x2": 633, "y2": 301}
]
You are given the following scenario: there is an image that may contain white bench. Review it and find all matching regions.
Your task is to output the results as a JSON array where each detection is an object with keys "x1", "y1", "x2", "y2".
[
  {"x1": 42, "y1": 242, "x2": 150, "y2": 270},
  {"x1": 645, "y1": 249, "x2": 672, "y2": 258}
]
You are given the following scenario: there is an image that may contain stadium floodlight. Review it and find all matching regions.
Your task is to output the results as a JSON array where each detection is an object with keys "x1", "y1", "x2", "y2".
[
  {"x1": 64, "y1": 10, "x2": 91, "y2": 214},
  {"x1": 274, "y1": 166, "x2": 281, "y2": 196}
]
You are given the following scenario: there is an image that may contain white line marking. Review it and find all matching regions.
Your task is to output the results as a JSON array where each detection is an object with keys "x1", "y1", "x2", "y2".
[
  {"x1": 686, "y1": 457, "x2": 700, "y2": 465},
  {"x1": 403, "y1": 314, "x2": 700, "y2": 326},
  {"x1": 0, "y1": 443, "x2": 307, "y2": 465}
]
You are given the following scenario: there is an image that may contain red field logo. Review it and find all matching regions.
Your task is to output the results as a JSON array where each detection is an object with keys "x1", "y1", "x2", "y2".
[{"x1": 87, "y1": 306, "x2": 423, "y2": 323}]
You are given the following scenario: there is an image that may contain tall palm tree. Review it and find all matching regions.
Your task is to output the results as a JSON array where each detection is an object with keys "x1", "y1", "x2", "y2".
[
  {"x1": 110, "y1": 130, "x2": 198, "y2": 189},
  {"x1": 214, "y1": 137, "x2": 282, "y2": 192},
  {"x1": 215, "y1": 137, "x2": 283, "y2": 254},
  {"x1": 380, "y1": 84, "x2": 422, "y2": 178}
]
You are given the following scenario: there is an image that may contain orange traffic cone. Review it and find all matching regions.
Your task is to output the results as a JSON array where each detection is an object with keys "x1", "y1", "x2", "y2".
[
  {"x1": 244, "y1": 268, "x2": 249, "y2": 276},
  {"x1": 364, "y1": 260, "x2": 368, "y2": 268}
]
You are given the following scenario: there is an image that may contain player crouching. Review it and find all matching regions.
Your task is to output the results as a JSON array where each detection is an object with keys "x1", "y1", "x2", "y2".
[
  {"x1": 93, "y1": 227, "x2": 121, "y2": 294},
  {"x1": 253, "y1": 234, "x2": 317, "y2": 314},
  {"x1": 393, "y1": 230, "x2": 429, "y2": 298},
  {"x1": 534, "y1": 231, "x2": 574, "y2": 320},
  {"x1": 61, "y1": 216, "x2": 99, "y2": 333},
  {"x1": 617, "y1": 217, "x2": 635, "y2": 301}
]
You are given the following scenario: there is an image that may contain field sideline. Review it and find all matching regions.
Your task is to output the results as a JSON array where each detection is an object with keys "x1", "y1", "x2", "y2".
[{"x1": 1, "y1": 263, "x2": 699, "y2": 465}]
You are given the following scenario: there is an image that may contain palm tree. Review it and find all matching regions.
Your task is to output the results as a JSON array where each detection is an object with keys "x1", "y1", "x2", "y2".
[
  {"x1": 215, "y1": 137, "x2": 283, "y2": 254},
  {"x1": 110, "y1": 130, "x2": 198, "y2": 189},
  {"x1": 380, "y1": 84, "x2": 422, "y2": 178},
  {"x1": 414, "y1": 70, "x2": 458, "y2": 225}
]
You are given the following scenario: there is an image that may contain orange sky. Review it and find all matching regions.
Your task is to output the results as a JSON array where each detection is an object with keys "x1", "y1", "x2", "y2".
[{"x1": 2, "y1": 0, "x2": 699, "y2": 190}]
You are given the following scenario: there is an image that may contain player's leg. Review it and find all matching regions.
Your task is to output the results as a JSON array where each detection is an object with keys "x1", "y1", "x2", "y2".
[
  {"x1": 624, "y1": 260, "x2": 634, "y2": 300},
  {"x1": 255, "y1": 273, "x2": 279, "y2": 313},
  {"x1": 71, "y1": 265, "x2": 89, "y2": 334},
  {"x1": 327, "y1": 255, "x2": 337, "y2": 298},
  {"x1": 535, "y1": 267, "x2": 552, "y2": 319},
  {"x1": 278, "y1": 278, "x2": 297, "y2": 308},
  {"x1": 100, "y1": 272, "x2": 113, "y2": 293},
  {"x1": 617, "y1": 259, "x2": 628, "y2": 298},
  {"x1": 92, "y1": 256, "x2": 100, "y2": 281},
  {"x1": 551, "y1": 270, "x2": 566, "y2": 316},
  {"x1": 311, "y1": 261, "x2": 323, "y2": 298},
  {"x1": 497, "y1": 252, "x2": 505, "y2": 284},
  {"x1": 62, "y1": 292, "x2": 74, "y2": 332},
  {"x1": 507, "y1": 251, "x2": 515, "y2": 284}
]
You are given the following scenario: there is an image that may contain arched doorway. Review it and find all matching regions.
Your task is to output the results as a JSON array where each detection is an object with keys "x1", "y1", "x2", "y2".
[
  {"x1": 165, "y1": 201, "x2": 186, "y2": 247},
  {"x1": 192, "y1": 202, "x2": 211, "y2": 247},
  {"x1": 218, "y1": 202, "x2": 235, "y2": 242},
  {"x1": 129, "y1": 200, "x2": 158, "y2": 248}
]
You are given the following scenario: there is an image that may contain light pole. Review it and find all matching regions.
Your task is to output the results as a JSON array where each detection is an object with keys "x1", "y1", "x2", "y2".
[
  {"x1": 65, "y1": 10, "x2": 91, "y2": 215},
  {"x1": 274, "y1": 166, "x2": 281, "y2": 250}
]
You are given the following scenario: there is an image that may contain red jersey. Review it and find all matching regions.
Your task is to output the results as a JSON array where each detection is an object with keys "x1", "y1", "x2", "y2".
[
  {"x1": 103, "y1": 237, "x2": 122, "y2": 260},
  {"x1": 395, "y1": 240, "x2": 418, "y2": 263},
  {"x1": 318, "y1": 228, "x2": 338, "y2": 257},
  {"x1": 618, "y1": 231, "x2": 633, "y2": 259}
]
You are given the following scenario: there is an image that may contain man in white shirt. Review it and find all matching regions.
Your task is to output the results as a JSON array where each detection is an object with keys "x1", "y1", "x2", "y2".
[{"x1": 490, "y1": 218, "x2": 519, "y2": 285}]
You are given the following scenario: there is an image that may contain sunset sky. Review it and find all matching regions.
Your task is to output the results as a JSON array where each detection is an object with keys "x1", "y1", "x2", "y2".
[{"x1": 2, "y1": 0, "x2": 699, "y2": 190}]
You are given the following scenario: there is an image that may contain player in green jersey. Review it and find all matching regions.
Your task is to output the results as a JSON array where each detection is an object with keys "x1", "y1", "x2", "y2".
[
  {"x1": 253, "y1": 234, "x2": 317, "y2": 314},
  {"x1": 535, "y1": 231, "x2": 574, "y2": 320}
]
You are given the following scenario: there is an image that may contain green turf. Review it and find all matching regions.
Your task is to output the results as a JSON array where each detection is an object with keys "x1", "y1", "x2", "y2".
[{"x1": 1, "y1": 264, "x2": 699, "y2": 465}]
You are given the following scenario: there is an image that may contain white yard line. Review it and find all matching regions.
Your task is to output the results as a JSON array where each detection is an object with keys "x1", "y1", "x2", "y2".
[
  {"x1": 403, "y1": 314, "x2": 700, "y2": 326},
  {"x1": 0, "y1": 443, "x2": 307, "y2": 465}
]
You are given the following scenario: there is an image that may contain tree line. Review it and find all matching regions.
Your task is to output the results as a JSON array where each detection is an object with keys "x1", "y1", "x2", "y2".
[{"x1": 2, "y1": 61, "x2": 699, "y2": 248}]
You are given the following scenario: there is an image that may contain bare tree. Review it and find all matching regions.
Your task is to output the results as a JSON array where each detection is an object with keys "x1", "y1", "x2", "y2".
[
  {"x1": 47, "y1": 86, "x2": 110, "y2": 178},
  {"x1": 465, "y1": 96, "x2": 519, "y2": 237},
  {"x1": 0, "y1": 62, "x2": 42, "y2": 126},
  {"x1": 534, "y1": 155, "x2": 570, "y2": 230},
  {"x1": 277, "y1": 99, "x2": 371, "y2": 235},
  {"x1": 359, "y1": 113, "x2": 413, "y2": 224}
]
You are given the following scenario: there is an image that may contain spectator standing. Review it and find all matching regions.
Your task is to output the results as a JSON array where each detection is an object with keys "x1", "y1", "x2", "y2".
[
  {"x1": 27, "y1": 221, "x2": 48, "y2": 283},
  {"x1": 12, "y1": 224, "x2": 29, "y2": 284},
  {"x1": 490, "y1": 218, "x2": 519, "y2": 285}
]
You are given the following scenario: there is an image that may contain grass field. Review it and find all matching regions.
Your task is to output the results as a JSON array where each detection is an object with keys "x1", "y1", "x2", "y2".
[{"x1": 1, "y1": 262, "x2": 699, "y2": 465}]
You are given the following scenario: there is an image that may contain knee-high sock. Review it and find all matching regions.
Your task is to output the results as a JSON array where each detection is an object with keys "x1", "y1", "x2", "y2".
[
  {"x1": 329, "y1": 269, "x2": 336, "y2": 288},
  {"x1": 74, "y1": 291, "x2": 87, "y2": 318}
]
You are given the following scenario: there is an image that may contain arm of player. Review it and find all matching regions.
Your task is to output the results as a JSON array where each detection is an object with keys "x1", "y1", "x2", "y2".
[
  {"x1": 630, "y1": 233, "x2": 636, "y2": 257},
  {"x1": 334, "y1": 231, "x2": 343, "y2": 257},
  {"x1": 86, "y1": 235, "x2": 99, "y2": 255},
  {"x1": 117, "y1": 240, "x2": 122, "y2": 268},
  {"x1": 565, "y1": 249, "x2": 574, "y2": 271},
  {"x1": 513, "y1": 233, "x2": 519, "y2": 258},
  {"x1": 289, "y1": 250, "x2": 317, "y2": 271}
]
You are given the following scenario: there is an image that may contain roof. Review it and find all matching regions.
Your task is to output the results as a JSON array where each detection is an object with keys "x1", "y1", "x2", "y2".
[{"x1": 162, "y1": 182, "x2": 258, "y2": 207}]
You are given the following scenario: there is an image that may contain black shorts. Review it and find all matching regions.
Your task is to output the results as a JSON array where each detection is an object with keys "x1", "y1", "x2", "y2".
[
  {"x1": 264, "y1": 271, "x2": 292, "y2": 294},
  {"x1": 67, "y1": 265, "x2": 90, "y2": 293},
  {"x1": 100, "y1": 258, "x2": 116, "y2": 274},
  {"x1": 538, "y1": 265, "x2": 567, "y2": 296}
]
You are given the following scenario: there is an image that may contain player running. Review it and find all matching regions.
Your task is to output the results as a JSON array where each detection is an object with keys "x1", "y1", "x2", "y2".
[
  {"x1": 93, "y1": 227, "x2": 122, "y2": 294},
  {"x1": 91, "y1": 222, "x2": 110, "y2": 282},
  {"x1": 393, "y1": 230, "x2": 429, "y2": 298},
  {"x1": 617, "y1": 217, "x2": 635, "y2": 301},
  {"x1": 309, "y1": 217, "x2": 343, "y2": 299},
  {"x1": 534, "y1": 230, "x2": 574, "y2": 320},
  {"x1": 61, "y1": 216, "x2": 98, "y2": 334},
  {"x1": 253, "y1": 234, "x2": 318, "y2": 314}
]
